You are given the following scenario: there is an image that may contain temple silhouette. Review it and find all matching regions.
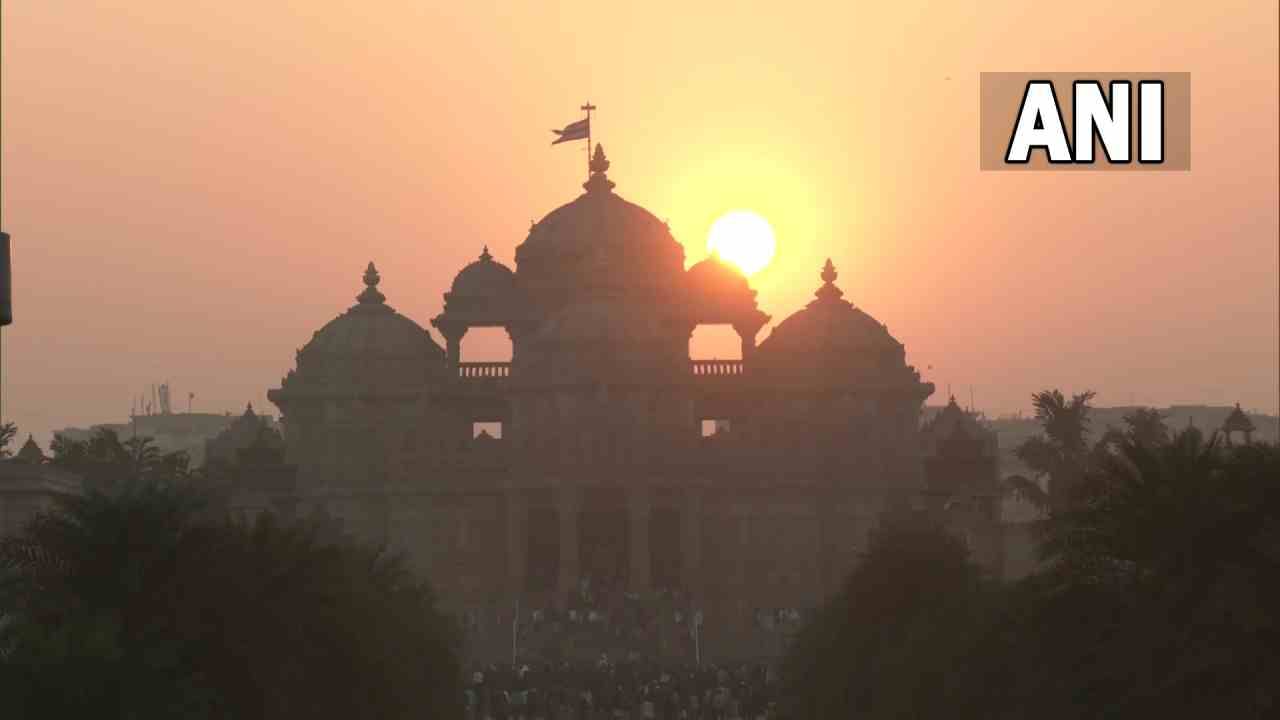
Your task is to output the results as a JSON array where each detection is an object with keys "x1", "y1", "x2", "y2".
[{"x1": 246, "y1": 145, "x2": 1001, "y2": 660}]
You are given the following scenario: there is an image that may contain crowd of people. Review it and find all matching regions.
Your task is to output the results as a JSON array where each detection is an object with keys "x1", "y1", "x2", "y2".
[
  {"x1": 463, "y1": 660, "x2": 782, "y2": 720},
  {"x1": 459, "y1": 580, "x2": 808, "y2": 666}
]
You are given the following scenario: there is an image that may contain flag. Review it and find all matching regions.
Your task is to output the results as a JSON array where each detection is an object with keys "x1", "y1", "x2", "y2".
[{"x1": 551, "y1": 118, "x2": 589, "y2": 145}]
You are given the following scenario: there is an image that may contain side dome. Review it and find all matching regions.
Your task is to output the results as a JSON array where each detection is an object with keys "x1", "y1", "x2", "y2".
[
  {"x1": 754, "y1": 260, "x2": 911, "y2": 384},
  {"x1": 279, "y1": 263, "x2": 446, "y2": 393},
  {"x1": 515, "y1": 145, "x2": 686, "y2": 303},
  {"x1": 449, "y1": 246, "x2": 516, "y2": 302},
  {"x1": 685, "y1": 254, "x2": 767, "y2": 323}
]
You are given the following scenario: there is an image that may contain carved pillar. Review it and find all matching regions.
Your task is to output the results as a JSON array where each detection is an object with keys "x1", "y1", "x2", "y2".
[
  {"x1": 628, "y1": 487, "x2": 651, "y2": 592},
  {"x1": 736, "y1": 328, "x2": 757, "y2": 361},
  {"x1": 433, "y1": 320, "x2": 468, "y2": 369},
  {"x1": 505, "y1": 490, "x2": 527, "y2": 595},
  {"x1": 557, "y1": 487, "x2": 580, "y2": 606},
  {"x1": 681, "y1": 489, "x2": 703, "y2": 600},
  {"x1": 446, "y1": 336, "x2": 463, "y2": 367}
]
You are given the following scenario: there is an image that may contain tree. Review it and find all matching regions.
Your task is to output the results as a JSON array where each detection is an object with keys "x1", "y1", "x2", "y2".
[
  {"x1": 1119, "y1": 407, "x2": 1170, "y2": 447},
  {"x1": 49, "y1": 428, "x2": 191, "y2": 489},
  {"x1": 988, "y1": 430, "x2": 1280, "y2": 718},
  {"x1": 0, "y1": 478, "x2": 461, "y2": 719},
  {"x1": 782, "y1": 516, "x2": 995, "y2": 719},
  {"x1": 1007, "y1": 389, "x2": 1097, "y2": 513},
  {"x1": 0, "y1": 421, "x2": 17, "y2": 458}
]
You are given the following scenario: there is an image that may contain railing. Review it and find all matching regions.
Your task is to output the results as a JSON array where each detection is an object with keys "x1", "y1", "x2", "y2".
[
  {"x1": 690, "y1": 359, "x2": 744, "y2": 376},
  {"x1": 458, "y1": 361, "x2": 746, "y2": 379},
  {"x1": 458, "y1": 362, "x2": 512, "y2": 379}
]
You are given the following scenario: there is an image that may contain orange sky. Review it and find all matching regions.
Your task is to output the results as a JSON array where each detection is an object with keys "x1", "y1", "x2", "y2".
[{"x1": 2, "y1": 1, "x2": 1277, "y2": 444}]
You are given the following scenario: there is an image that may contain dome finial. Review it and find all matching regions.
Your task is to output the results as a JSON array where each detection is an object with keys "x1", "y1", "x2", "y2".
[
  {"x1": 583, "y1": 143, "x2": 616, "y2": 193},
  {"x1": 357, "y1": 261, "x2": 386, "y2": 304},
  {"x1": 480, "y1": 245, "x2": 492, "y2": 262},
  {"x1": 814, "y1": 259, "x2": 844, "y2": 303}
]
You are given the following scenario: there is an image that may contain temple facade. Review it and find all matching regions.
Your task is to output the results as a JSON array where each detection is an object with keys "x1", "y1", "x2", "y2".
[{"x1": 261, "y1": 146, "x2": 966, "y2": 660}]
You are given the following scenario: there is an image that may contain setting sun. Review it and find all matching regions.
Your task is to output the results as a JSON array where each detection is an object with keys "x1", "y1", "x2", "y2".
[{"x1": 707, "y1": 210, "x2": 776, "y2": 276}]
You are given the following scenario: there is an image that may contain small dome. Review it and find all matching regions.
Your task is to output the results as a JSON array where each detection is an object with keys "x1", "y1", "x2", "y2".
[
  {"x1": 205, "y1": 403, "x2": 284, "y2": 466},
  {"x1": 755, "y1": 260, "x2": 907, "y2": 382},
  {"x1": 15, "y1": 435, "x2": 44, "y2": 464},
  {"x1": 687, "y1": 254, "x2": 751, "y2": 296},
  {"x1": 285, "y1": 263, "x2": 446, "y2": 392},
  {"x1": 685, "y1": 254, "x2": 764, "y2": 320},
  {"x1": 515, "y1": 145, "x2": 685, "y2": 300},
  {"x1": 1222, "y1": 404, "x2": 1255, "y2": 432},
  {"x1": 450, "y1": 246, "x2": 516, "y2": 300},
  {"x1": 923, "y1": 397, "x2": 996, "y2": 456}
]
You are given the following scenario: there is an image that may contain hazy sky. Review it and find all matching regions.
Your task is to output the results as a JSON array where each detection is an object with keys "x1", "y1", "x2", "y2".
[{"x1": 2, "y1": 1, "x2": 1277, "y2": 445}]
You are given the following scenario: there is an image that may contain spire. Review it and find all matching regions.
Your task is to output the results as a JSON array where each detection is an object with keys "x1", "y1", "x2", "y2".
[
  {"x1": 16, "y1": 434, "x2": 43, "y2": 463},
  {"x1": 357, "y1": 261, "x2": 386, "y2": 305},
  {"x1": 583, "y1": 144, "x2": 616, "y2": 193},
  {"x1": 1223, "y1": 402, "x2": 1255, "y2": 432},
  {"x1": 813, "y1": 258, "x2": 845, "y2": 303},
  {"x1": 479, "y1": 245, "x2": 493, "y2": 262}
]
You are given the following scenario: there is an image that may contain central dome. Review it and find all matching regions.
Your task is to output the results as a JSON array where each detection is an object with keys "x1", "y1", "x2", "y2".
[{"x1": 515, "y1": 145, "x2": 686, "y2": 304}]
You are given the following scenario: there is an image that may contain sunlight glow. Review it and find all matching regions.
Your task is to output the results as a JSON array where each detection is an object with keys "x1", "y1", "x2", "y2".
[{"x1": 706, "y1": 210, "x2": 776, "y2": 276}]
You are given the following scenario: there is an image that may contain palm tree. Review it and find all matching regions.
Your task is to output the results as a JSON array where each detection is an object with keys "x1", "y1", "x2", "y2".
[
  {"x1": 1001, "y1": 429, "x2": 1280, "y2": 717},
  {"x1": 1005, "y1": 389, "x2": 1097, "y2": 513},
  {"x1": 49, "y1": 428, "x2": 190, "y2": 489},
  {"x1": 1120, "y1": 406, "x2": 1170, "y2": 447}
]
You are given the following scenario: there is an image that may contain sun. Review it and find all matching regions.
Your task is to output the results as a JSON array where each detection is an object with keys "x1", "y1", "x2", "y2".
[{"x1": 707, "y1": 210, "x2": 776, "y2": 276}]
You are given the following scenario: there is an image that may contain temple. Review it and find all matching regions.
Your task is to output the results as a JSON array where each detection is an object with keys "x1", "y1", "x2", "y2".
[{"x1": 255, "y1": 145, "x2": 997, "y2": 660}]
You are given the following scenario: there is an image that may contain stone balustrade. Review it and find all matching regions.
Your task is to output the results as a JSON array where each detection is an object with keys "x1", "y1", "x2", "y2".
[
  {"x1": 457, "y1": 362, "x2": 512, "y2": 379},
  {"x1": 690, "y1": 359, "x2": 744, "y2": 376}
]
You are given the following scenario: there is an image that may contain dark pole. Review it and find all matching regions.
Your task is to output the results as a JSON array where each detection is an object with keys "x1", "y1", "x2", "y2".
[
  {"x1": 0, "y1": 232, "x2": 12, "y2": 429},
  {"x1": 581, "y1": 102, "x2": 596, "y2": 181}
]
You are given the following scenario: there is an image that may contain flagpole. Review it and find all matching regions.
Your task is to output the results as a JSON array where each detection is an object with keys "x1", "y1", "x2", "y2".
[{"x1": 581, "y1": 102, "x2": 596, "y2": 181}]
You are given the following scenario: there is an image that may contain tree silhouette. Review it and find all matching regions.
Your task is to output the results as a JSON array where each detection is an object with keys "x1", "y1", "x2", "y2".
[
  {"x1": 0, "y1": 421, "x2": 17, "y2": 458},
  {"x1": 1006, "y1": 389, "x2": 1097, "y2": 512},
  {"x1": 1119, "y1": 406, "x2": 1170, "y2": 447},
  {"x1": 986, "y1": 429, "x2": 1280, "y2": 718},
  {"x1": 49, "y1": 428, "x2": 191, "y2": 489},
  {"x1": 782, "y1": 517, "x2": 994, "y2": 719},
  {"x1": 0, "y1": 478, "x2": 461, "y2": 719}
]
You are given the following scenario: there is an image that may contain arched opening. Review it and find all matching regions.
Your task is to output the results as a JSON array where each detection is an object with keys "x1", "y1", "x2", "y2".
[
  {"x1": 472, "y1": 421, "x2": 503, "y2": 439},
  {"x1": 459, "y1": 326, "x2": 513, "y2": 362},
  {"x1": 688, "y1": 324, "x2": 741, "y2": 361}
]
